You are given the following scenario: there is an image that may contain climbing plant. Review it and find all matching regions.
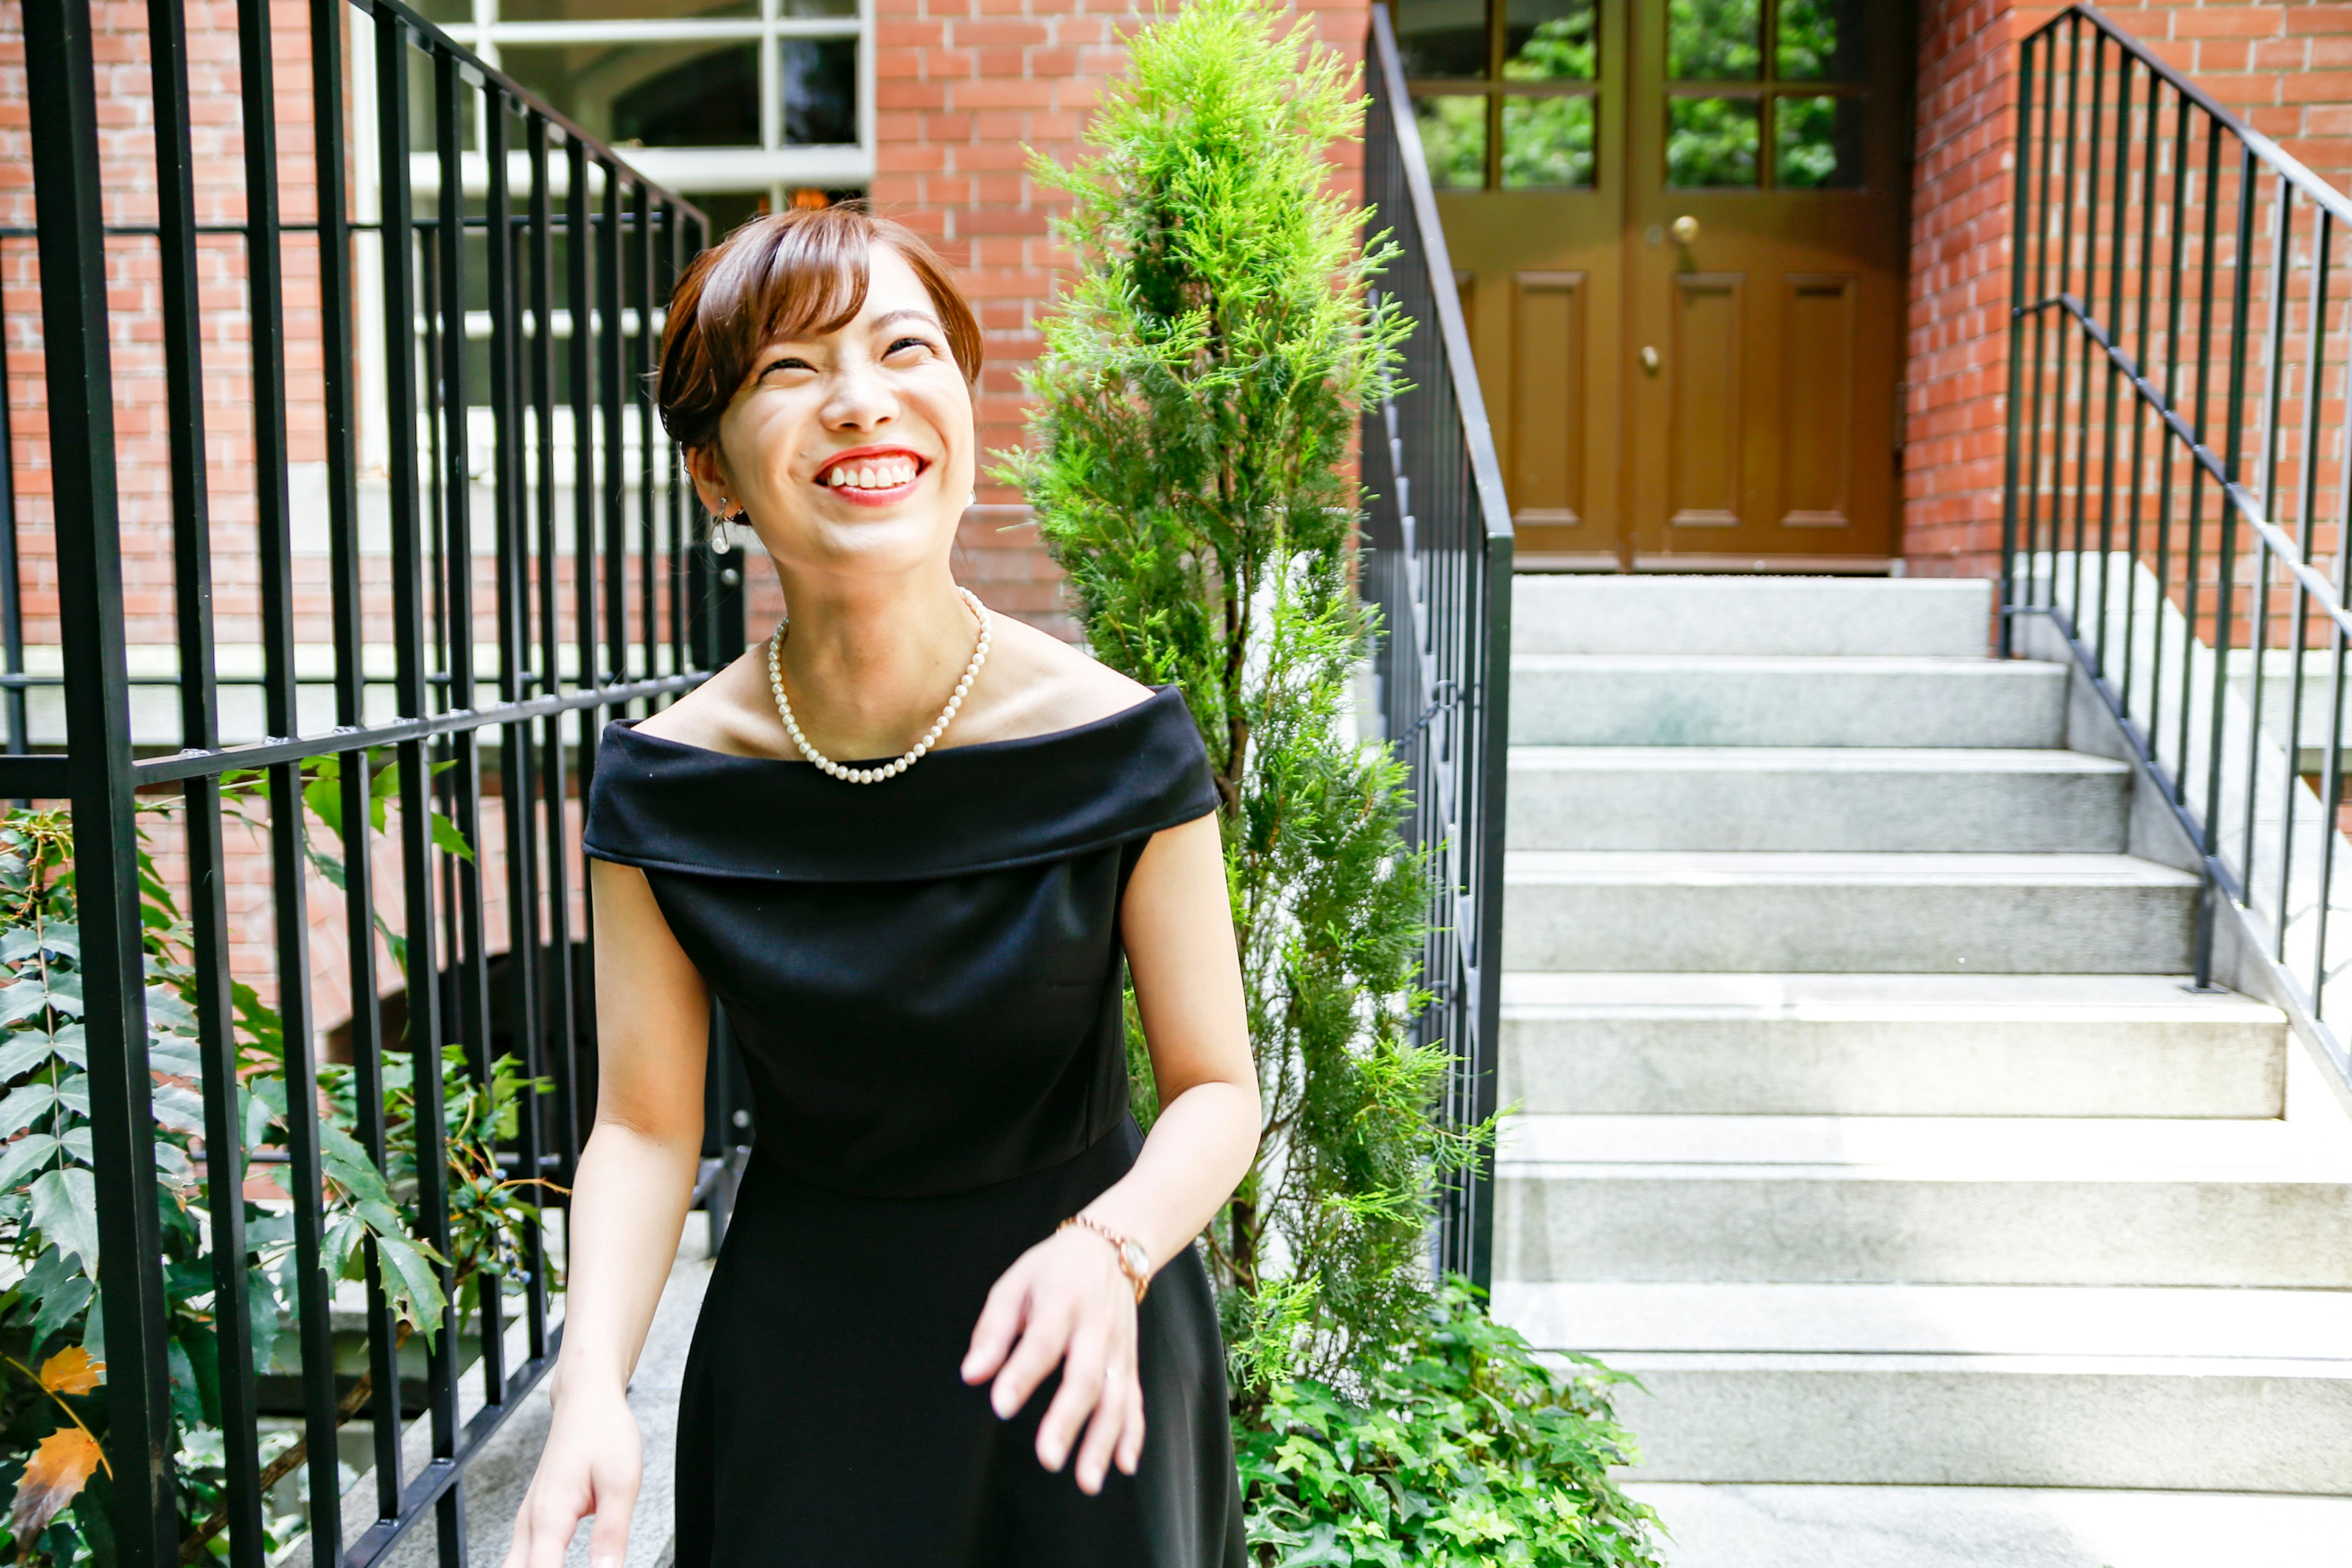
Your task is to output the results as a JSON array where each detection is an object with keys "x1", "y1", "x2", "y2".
[{"x1": 0, "y1": 760, "x2": 549, "y2": 1565}]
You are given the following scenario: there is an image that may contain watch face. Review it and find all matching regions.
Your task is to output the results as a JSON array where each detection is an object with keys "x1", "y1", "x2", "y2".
[{"x1": 1120, "y1": 1240, "x2": 1150, "y2": 1277}]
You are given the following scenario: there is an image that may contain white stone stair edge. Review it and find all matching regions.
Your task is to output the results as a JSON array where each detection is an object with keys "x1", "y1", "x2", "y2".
[
  {"x1": 1509, "y1": 573, "x2": 1994, "y2": 657},
  {"x1": 2016, "y1": 557, "x2": 2352, "y2": 1107},
  {"x1": 1508, "y1": 745, "x2": 2130, "y2": 774},
  {"x1": 1498, "y1": 1110, "x2": 2352, "y2": 1174},
  {"x1": 1620, "y1": 1484, "x2": 2352, "y2": 1568},
  {"x1": 1497, "y1": 969, "x2": 2285, "y2": 1017},
  {"x1": 1492, "y1": 1280, "x2": 2352, "y2": 1361}
]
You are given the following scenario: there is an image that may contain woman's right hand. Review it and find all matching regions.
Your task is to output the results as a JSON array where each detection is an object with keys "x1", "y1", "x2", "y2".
[{"x1": 501, "y1": 1379, "x2": 643, "y2": 1568}]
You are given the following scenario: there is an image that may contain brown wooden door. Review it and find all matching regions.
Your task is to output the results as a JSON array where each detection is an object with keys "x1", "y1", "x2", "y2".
[{"x1": 1414, "y1": 0, "x2": 1912, "y2": 570}]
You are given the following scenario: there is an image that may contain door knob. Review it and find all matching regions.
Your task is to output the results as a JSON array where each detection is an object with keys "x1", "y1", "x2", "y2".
[
  {"x1": 1672, "y1": 214, "x2": 1700, "y2": 244},
  {"x1": 1640, "y1": 345, "x2": 1660, "y2": 372}
]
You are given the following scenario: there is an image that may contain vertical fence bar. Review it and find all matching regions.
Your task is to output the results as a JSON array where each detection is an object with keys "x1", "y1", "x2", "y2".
[
  {"x1": 22, "y1": 2, "x2": 178, "y2": 1559},
  {"x1": 2000, "y1": 28, "x2": 2039, "y2": 651},
  {"x1": 540, "y1": 119, "x2": 587, "y2": 1187},
  {"x1": 150, "y1": 0, "x2": 264, "y2": 1557},
  {"x1": 635, "y1": 183, "x2": 657, "y2": 693},
  {"x1": 235, "y1": 0, "x2": 345, "y2": 1551}
]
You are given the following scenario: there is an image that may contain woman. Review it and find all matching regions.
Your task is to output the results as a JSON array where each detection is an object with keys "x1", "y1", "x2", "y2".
[{"x1": 500, "y1": 207, "x2": 1259, "y2": 1567}]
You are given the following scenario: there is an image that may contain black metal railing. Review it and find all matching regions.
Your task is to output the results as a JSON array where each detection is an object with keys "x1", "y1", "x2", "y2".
[
  {"x1": 20, "y1": 1, "x2": 739, "y2": 1564},
  {"x1": 1363, "y1": 6, "x2": 1515, "y2": 1292},
  {"x1": 2005, "y1": 2, "x2": 2352, "y2": 1091}
]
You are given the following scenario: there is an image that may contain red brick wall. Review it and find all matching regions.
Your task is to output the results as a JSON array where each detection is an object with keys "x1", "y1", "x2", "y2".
[
  {"x1": 1904, "y1": 0, "x2": 2352, "y2": 578},
  {"x1": 864, "y1": 0, "x2": 1371, "y2": 639}
]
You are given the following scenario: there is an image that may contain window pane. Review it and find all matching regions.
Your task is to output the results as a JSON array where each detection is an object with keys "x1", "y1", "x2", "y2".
[
  {"x1": 780, "y1": 0, "x2": 859, "y2": 15},
  {"x1": 497, "y1": 0, "x2": 756, "y2": 18},
  {"x1": 1502, "y1": 95, "x2": 1594, "y2": 187},
  {"x1": 415, "y1": 0, "x2": 470, "y2": 23},
  {"x1": 500, "y1": 42, "x2": 761, "y2": 147},
  {"x1": 781, "y1": 37, "x2": 858, "y2": 145},
  {"x1": 1503, "y1": 0, "x2": 1595, "y2": 81},
  {"x1": 1414, "y1": 96, "x2": 1489, "y2": 189},
  {"x1": 1395, "y1": 0, "x2": 1490, "y2": 78},
  {"x1": 1777, "y1": 0, "x2": 1868, "y2": 80},
  {"x1": 1668, "y1": 0, "x2": 1760, "y2": 80},
  {"x1": 1776, "y1": 93, "x2": 1863, "y2": 187},
  {"x1": 1667, "y1": 95, "x2": 1760, "y2": 186}
]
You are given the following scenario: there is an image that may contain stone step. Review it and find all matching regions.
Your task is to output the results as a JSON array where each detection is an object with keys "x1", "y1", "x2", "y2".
[
  {"x1": 1496, "y1": 1115, "x2": 2352, "y2": 1286},
  {"x1": 1507, "y1": 747, "x2": 2130, "y2": 853},
  {"x1": 1512, "y1": 575, "x2": 1994, "y2": 658},
  {"x1": 1499, "y1": 972, "x2": 2286, "y2": 1117},
  {"x1": 1623, "y1": 1485, "x2": 2352, "y2": 1568},
  {"x1": 1504, "y1": 852, "x2": 2199, "y2": 973},
  {"x1": 1510, "y1": 655, "x2": 2067, "y2": 748},
  {"x1": 1504, "y1": 1281, "x2": 2352, "y2": 1492}
]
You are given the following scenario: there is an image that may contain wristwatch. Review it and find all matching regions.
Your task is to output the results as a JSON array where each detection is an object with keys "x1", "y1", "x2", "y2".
[{"x1": 1060, "y1": 1213, "x2": 1152, "y2": 1303}]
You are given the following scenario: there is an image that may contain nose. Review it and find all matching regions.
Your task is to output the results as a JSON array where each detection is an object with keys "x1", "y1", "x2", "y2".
[{"x1": 821, "y1": 351, "x2": 898, "y2": 432}]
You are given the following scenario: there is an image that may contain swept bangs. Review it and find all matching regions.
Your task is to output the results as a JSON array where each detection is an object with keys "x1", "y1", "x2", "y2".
[{"x1": 656, "y1": 204, "x2": 983, "y2": 452}]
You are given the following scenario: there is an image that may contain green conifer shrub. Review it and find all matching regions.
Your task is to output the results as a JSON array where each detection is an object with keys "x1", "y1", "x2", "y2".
[
  {"x1": 1001, "y1": 0, "x2": 1461, "y2": 1395},
  {"x1": 1007, "y1": 2, "x2": 1668, "y2": 1559}
]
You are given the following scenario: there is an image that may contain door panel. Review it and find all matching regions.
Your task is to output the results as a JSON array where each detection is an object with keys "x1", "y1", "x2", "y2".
[
  {"x1": 1779, "y1": 273, "x2": 1856, "y2": 528},
  {"x1": 1413, "y1": 0, "x2": 1912, "y2": 570},
  {"x1": 1669, "y1": 273, "x2": 1742, "y2": 527},
  {"x1": 1510, "y1": 271, "x2": 1586, "y2": 525}
]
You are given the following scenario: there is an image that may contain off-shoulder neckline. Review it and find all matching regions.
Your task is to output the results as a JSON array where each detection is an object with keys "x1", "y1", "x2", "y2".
[{"x1": 609, "y1": 682, "x2": 1180, "y2": 769}]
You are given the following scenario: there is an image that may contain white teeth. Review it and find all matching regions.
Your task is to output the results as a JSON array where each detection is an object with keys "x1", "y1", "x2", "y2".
[{"x1": 823, "y1": 458, "x2": 920, "y2": 489}]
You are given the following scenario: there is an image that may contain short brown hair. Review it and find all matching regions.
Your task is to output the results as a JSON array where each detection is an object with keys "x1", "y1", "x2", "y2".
[{"x1": 655, "y1": 205, "x2": 983, "y2": 452}]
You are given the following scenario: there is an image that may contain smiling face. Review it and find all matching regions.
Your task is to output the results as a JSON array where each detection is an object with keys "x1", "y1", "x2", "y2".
[{"x1": 687, "y1": 241, "x2": 976, "y2": 585}]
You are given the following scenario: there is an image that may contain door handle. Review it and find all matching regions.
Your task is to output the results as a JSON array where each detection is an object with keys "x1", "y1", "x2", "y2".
[
  {"x1": 1672, "y1": 214, "x2": 1700, "y2": 244},
  {"x1": 1640, "y1": 345, "x2": 1660, "y2": 373}
]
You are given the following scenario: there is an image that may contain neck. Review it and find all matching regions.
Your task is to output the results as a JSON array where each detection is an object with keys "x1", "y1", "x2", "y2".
[{"x1": 766, "y1": 560, "x2": 981, "y2": 756}]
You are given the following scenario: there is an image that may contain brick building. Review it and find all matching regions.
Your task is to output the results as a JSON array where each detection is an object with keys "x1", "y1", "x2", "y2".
[{"x1": 0, "y1": 0, "x2": 2346, "y2": 1022}]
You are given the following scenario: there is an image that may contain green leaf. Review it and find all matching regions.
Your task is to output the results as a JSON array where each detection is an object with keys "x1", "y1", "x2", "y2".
[
  {"x1": 429, "y1": 813, "x2": 475, "y2": 865},
  {"x1": 0, "y1": 1134, "x2": 58, "y2": 1192},
  {"x1": 28, "y1": 1272, "x2": 91, "y2": 1355},
  {"x1": 0, "y1": 1034, "x2": 59, "y2": 1085},
  {"x1": 375, "y1": 1232, "x2": 448, "y2": 1339},
  {"x1": 50, "y1": 1073, "x2": 87, "y2": 1118},
  {"x1": 150, "y1": 1084, "x2": 203, "y2": 1137},
  {"x1": 303, "y1": 757, "x2": 344, "y2": 842},
  {"x1": 31, "y1": 1167, "x2": 99, "y2": 1277},
  {"x1": 0, "y1": 1084, "x2": 61, "y2": 1139}
]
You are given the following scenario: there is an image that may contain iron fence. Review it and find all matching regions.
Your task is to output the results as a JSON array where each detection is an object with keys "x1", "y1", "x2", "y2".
[
  {"x1": 18, "y1": 0, "x2": 739, "y2": 1563},
  {"x1": 1363, "y1": 5, "x2": 1515, "y2": 1292},
  {"x1": 2005, "y1": 1, "x2": 2352, "y2": 1093}
]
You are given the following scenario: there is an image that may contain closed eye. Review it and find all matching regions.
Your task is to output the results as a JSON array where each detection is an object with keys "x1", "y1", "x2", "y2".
[
  {"x1": 884, "y1": 335, "x2": 937, "y2": 360},
  {"x1": 758, "y1": 355, "x2": 816, "y2": 379}
]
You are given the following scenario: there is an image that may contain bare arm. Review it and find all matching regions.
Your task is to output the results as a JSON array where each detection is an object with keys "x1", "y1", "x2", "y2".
[
  {"x1": 503, "y1": 861, "x2": 710, "y2": 1568},
  {"x1": 961, "y1": 810, "x2": 1259, "y2": 1493}
]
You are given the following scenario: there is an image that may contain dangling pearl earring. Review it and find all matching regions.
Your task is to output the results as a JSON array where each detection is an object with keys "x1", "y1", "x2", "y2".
[
  {"x1": 967, "y1": 491, "x2": 978, "y2": 511},
  {"x1": 712, "y1": 497, "x2": 734, "y2": 556}
]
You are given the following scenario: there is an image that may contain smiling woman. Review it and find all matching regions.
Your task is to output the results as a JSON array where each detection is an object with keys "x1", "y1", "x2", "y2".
[{"x1": 496, "y1": 206, "x2": 1259, "y2": 1568}]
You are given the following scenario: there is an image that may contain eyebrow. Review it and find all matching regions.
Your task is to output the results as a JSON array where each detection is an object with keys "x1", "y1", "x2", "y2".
[{"x1": 870, "y1": 307, "x2": 945, "y2": 333}]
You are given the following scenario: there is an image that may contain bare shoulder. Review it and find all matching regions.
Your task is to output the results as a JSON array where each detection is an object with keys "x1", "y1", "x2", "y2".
[
  {"x1": 957, "y1": 614, "x2": 1156, "y2": 745},
  {"x1": 631, "y1": 648, "x2": 791, "y2": 758}
]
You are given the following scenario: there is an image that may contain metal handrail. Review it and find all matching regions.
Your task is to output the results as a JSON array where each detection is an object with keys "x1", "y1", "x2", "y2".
[
  {"x1": 1364, "y1": 5, "x2": 1515, "y2": 1291},
  {"x1": 21, "y1": 1, "x2": 729, "y2": 1564},
  {"x1": 2003, "y1": 1, "x2": 2352, "y2": 1093}
]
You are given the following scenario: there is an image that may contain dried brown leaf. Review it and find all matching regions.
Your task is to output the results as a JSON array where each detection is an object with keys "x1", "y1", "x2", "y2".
[
  {"x1": 10, "y1": 1427, "x2": 100, "y2": 1545},
  {"x1": 36, "y1": 1348, "x2": 100, "y2": 1397}
]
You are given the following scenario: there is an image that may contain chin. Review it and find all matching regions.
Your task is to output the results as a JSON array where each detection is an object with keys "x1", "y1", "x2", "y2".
[{"x1": 797, "y1": 506, "x2": 962, "y2": 574}]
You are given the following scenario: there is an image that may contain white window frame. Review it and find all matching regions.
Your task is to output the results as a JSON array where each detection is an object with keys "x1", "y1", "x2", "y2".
[{"x1": 442, "y1": 0, "x2": 876, "y2": 200}]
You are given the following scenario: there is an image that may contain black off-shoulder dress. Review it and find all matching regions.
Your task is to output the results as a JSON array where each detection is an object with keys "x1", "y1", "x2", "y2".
[{"x1": 581, "y1": 684, "x2": 1248, "y2": 1567}]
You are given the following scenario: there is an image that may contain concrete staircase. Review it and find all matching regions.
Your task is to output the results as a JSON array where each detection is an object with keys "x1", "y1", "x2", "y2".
[{"x1": 1491, "y1": 576, "x2": 2352, "y2": 1566}]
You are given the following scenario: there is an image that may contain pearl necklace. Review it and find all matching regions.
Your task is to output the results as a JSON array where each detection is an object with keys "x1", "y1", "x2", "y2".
[{"x1": 767, "y1": 587, "x2": 992, "y2": 784}]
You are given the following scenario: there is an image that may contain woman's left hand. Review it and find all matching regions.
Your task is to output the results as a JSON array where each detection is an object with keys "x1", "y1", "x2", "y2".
[{"x1": 960, "y1": 1226, "x2": 1146, "y2": 1493}]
